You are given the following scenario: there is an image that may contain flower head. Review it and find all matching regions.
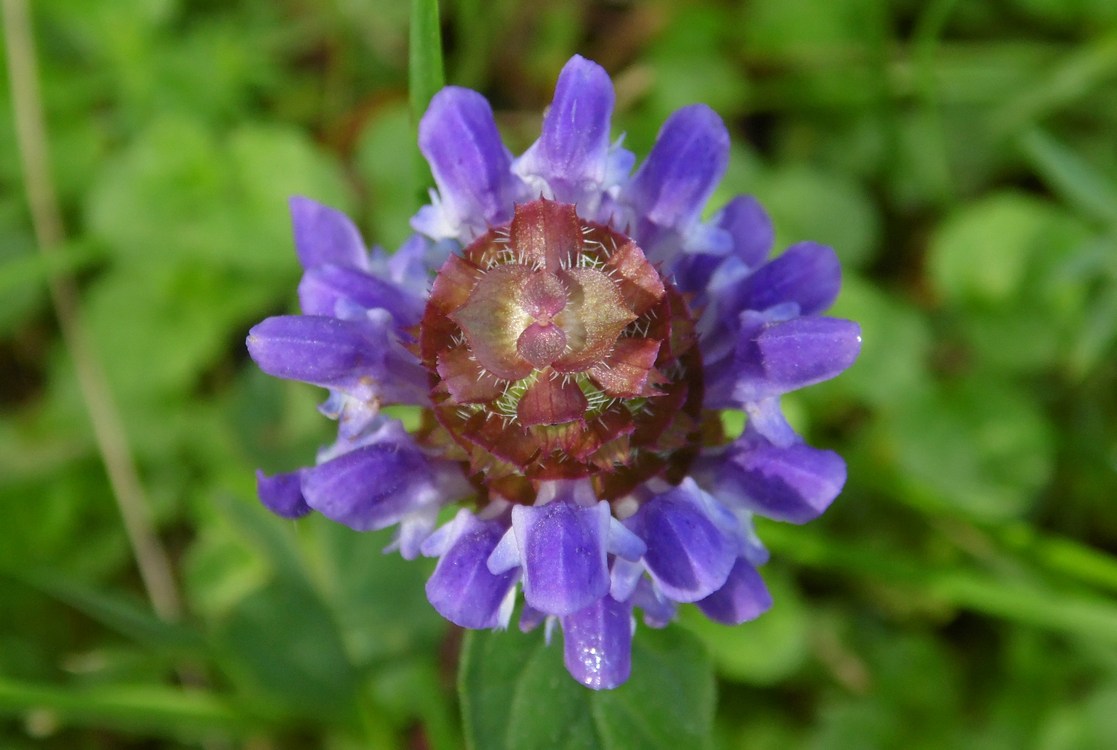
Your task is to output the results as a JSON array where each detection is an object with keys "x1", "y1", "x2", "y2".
[{"x1": 247, "y1": 55, "x2": 861, "y2": 690}]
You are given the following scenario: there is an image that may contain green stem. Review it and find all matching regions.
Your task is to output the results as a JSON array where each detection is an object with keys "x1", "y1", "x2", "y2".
[{"x1": 410, "y1": 0, "x2": 445, "y2": 125}]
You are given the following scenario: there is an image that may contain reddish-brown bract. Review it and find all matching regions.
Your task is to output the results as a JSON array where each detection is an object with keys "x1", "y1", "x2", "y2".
[{"x1": 418, "y1": 200, "x2": 704, "y2": 504}]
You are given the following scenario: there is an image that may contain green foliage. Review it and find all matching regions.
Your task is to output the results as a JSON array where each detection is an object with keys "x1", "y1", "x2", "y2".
[
  {"x1": 460, "y1": 625, "x2": 714, "y2": 750},
  {"x1": 882, "y1": 378, "x2": 1055, "y2": 520},
  {"x1": 3, "y1": 0, "x2": 1117, "y2": 747}
]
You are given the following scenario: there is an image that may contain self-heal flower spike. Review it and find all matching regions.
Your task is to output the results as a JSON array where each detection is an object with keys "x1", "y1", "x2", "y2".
[{"x1": 247, "y1": 55, "x2": 861, "y2": 690}]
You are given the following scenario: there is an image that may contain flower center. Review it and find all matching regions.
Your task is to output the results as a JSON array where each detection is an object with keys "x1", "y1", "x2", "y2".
[{"x1": 418, "y1": 199, "x2": 704, "y2": 503}]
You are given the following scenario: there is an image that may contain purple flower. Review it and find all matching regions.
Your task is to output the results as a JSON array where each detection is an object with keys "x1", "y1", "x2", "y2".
[{"x1": 247, "y1": 55, "x2": 860, "y2": 689}]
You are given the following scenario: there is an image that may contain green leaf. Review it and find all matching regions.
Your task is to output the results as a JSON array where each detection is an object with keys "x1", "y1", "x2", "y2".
[
  {"x1": 994, "y1": 35, "x2": 1117, "y2": 135},
  {"x1": 1008, "y1": 0, "x2": 1117, "y2": 29},
  {"x1": 761, "y1": 524, "x2": 1117, "y2": 647},
  {"x1": 738, "y1": 0, "x2": 886, "y2": 111},
  {"x1": 1018, "y1": 127, "x2": 1117, "y2": 227},
  {"x1": 212, "y1": 492, "x2": 309, "y2": 589},
  {"x1": 357, "y1": 102, "x2": 425, "y2": 250},
  {"x1": 460, "y1": 625, "x2": 715, "y2": 750},
  {"x1": 0, "y1": 231, "x2": 95, "y2": 335},
  {"x1": 370, "y1": 657, "x2": 461, "y2": 750},
  {"x1": 227, "y1": 123, "x2": 356, "y2": 258},
  {"x1": 678, "y1": 571, "x2": 809, "y2": 685},
  {"x1": 758, "y1": 166, "x2": 879, "y2": 269},
  {"x1": 1039, "y1": 681, "x2": 1117, "y2": 750},
  {"x1": 827, "y1": 275, "x2": 932, "y2": 408},
  {"x1": 182, "y1": 509, "x2": 272, "y2": 623},
  {"x1": 808, "y1": 629, "x2": 967, "y2": 750},
  {"x1": 632, "y1": 5, "x2": 750, "y2": 141},
  {"x1": 208, "y1": 501, "x2": 367, "y2": 721},
  {"x1": 0, "y1": 236, "x2": 102, "y2": 298},
  {"x1": 997, "y1": 523, "x2": 1117, "y2": 596},
  {"x1": 3, "y1": 568, "x2": 204, "y2": 654},
  {"x1": 0, "y1": 466, "x2": 131, "y2": 579},
  {"x1": 880, "y1": 378, "x2": 1055, "y2": 520},
  {"x1": 1069, "y1": 277, "x2": 1117, "y2": 377},
  {"x1": 928, "y1": 191, "x2": 1093, "y2": 371},
  {"x1": 742, "y1": 0, "x2": 879, "y2": 55},
  {"x1": 308, "y1": 521, "x2": 446, "y2": 667},
  {"x1": 0, "y1": 676, "x2": 264, "y2": 739},
  {"x1": 86, "y1": 115, "x2": 352, "y2": 272},
  {"x1": 216, "y1": 576, "x2": 359, "y2": 721},
  {"x1": 82, "y1": 263, "x2": 276, "y2": 417},
  {"x1": 930, "y1": 192, "x2": 1050, "y2": 305}
]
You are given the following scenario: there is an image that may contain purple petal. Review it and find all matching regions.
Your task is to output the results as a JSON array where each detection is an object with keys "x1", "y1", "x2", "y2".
[
  {"x1": 696, "y1": 558, "x2": 772, "y2": 625},
  {"x1": 424, "y1": 511, "x2": 517, "y2": 629},
  {"x1": 669, "y1": 252, "x2": 726, "y2": 301},
  {"x1": 515, "y1": 55, "x2": 615, "y2": 202},
  {"x1": 392, "y1": 505, "x2": 443, "y2": 561},
  {"x1": 298, "y1": 264, "x2": 424, "y2": 327},
  {"x1": 631, "y1": 578, "x2": 677, "y2": 628},
  {"x1": 561, "y1": 595, "x2": 633, "y2": 690},
  {"x1": 700, "y1": 310, "x2": 766, "y2": 410},
  {"x1": 625, "y1": 105, "x2": 729, "y2": 232},
  {"x1": 733, "y1": 316, "x2": 862, "y2": 402},
  {"x1": 626, "y1": 484, "x2": 736, "y2": 602},
  {"x1": 300, "y1": 442, "x2": 443, "y2": 532},
  {"x1": 742, "y1": 397, "x2": 800, "y2": 447},
  {"x1": 700, "y1": 242, "x2": 842, "y2": 402},
  {"x1": 386, "y1": 234, "x2": 437, "y2": 293},
  {"x1": 689, "y1": 257, "x2": 753, "y2": 366},
  {"x1": 416, "y1": 87, "x2": 515, "y2": 238},
  {"x1": 714, "y1": 429, "x2": 848, "y2": 523},
  {"x1": 609, "y1": 557, "x2": 644, "y2": 603},
  {"x1": 519, "y1": 604, "x2": 548, "y2": 634},
  {"x1": 607, "y1": 517, "x2": 647, "y2": 561},
  {"x1": 256, "y1": 469, "x2": 311, "y2": 519},
  {"x1": 679, "y1": 220, "x2": 733, "y2": 257},
  {"x1": 510, "y1": 499, "x2": 611, "y2": 616},
  {"x1": 246, "y1": 315, "x2": 377, "y2": 391},
  {"x1": 247, "y1": 313, "x2": 428, "y2": 405},
  {"x1": 289, "y1": 196, "x2": 368, "y2": 271},
  {"x1": 735, "y1": 242, "x2": 841, "y2": 316},
  {"x1": 718, "y1": 195, "x2": 774, "y2": 269}
]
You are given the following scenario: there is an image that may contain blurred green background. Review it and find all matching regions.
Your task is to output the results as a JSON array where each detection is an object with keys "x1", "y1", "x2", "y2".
[{"x1": 3, "y1": 0, "x2": 1117, "y2": 748}]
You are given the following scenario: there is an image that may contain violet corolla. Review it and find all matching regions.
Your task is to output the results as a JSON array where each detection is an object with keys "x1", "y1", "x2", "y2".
[{"x1": 247, "y1": 55, "x2": 861, "y2": 689}]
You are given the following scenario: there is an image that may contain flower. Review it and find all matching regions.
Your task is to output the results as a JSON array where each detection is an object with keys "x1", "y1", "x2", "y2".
[{"x1": 246, "y1": 55, "x2": 861, "y2": 690}]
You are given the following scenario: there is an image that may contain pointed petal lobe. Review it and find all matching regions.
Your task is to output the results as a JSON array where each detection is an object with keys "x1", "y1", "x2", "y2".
[
  {"x1": 289, "y1": 196, "x2": 368, "y2": 270},
  {"x1": 715, "y1": 432, "x2": 848, "y2": 523},
  {"x1": 514, "y1": 55, "x2": 616, "y2": 203},
  {"x1": 561, "y1": 595, "x2": 633, "y2": 690},
  {"x1": 735, "y1": 242, "x2": 841, "y2": 316},
  {"x1": 696, "y1": 558, "x2": 772, "y2": 624},
  {"x1": 416, "y1": 87, "x2": 515, "y2": 238},
  {"x1": 301, "y1": 442, "x2": 444, "y2": 531},
  {"x1": 627, "y1": 483, "x2": 737, "y2": 602},
  {"x1": 256, "y1": 469, "x2": 311, "y2": 519},
  {"x1": 625, "y1": 105, "x2": 730, "y2": 231},
  {"x1": 424, "y1": 511, "x2": 518, "y2": 629},
  {"x1": 510, "y1": 499, "x2": 611, "y2": 616},
  {"x1": 733, "y1": 316, "x2": 862, "y2": 402}
]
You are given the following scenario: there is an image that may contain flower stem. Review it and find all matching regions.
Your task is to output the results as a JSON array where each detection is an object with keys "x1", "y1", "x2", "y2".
[{"x1": 409, "y1": 0, "x2": 445, "y2": 125}]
